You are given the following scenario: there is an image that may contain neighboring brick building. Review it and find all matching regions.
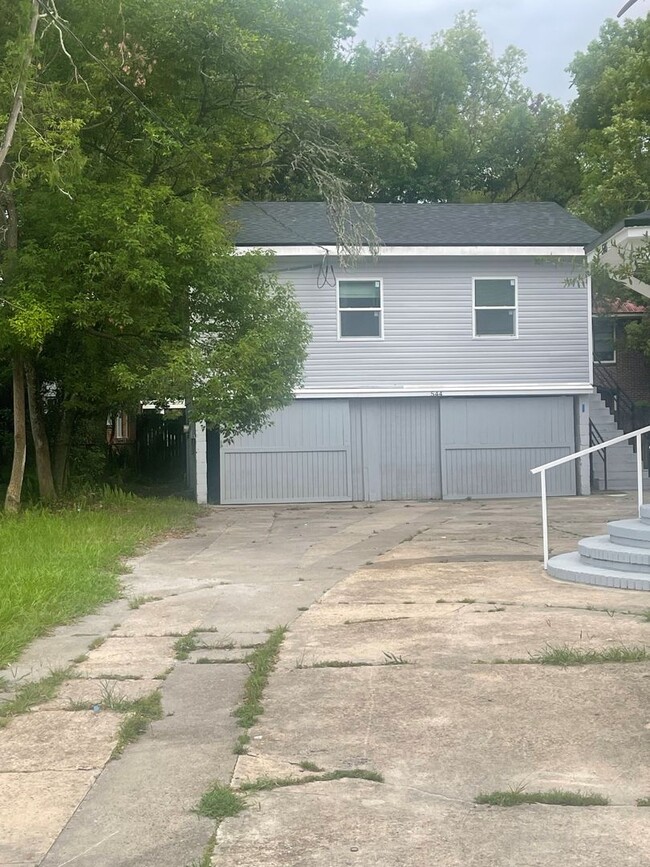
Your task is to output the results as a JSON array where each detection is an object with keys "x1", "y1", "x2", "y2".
[{"x1": 593, "y1": 300, "x2": 650, "y2": 404}]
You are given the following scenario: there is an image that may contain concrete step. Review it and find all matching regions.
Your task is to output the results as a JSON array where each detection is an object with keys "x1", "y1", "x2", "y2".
[
  {"x1": 578, "y1": 535, "x2": 650, "y2": 573},
  {"x1": 547, "y1": 551, "x2": 650, "y2": 591},
  {"x1": 641, "y1": 504, "x2": 650, "y2": 524},
  {"x1": 608, "y1": 519, "x2": 650, "y2": 548}
]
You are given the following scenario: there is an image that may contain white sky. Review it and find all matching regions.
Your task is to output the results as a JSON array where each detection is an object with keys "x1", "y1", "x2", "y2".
[{"x1": 353, "y1": 1, "x2": 648, "y2": 103}]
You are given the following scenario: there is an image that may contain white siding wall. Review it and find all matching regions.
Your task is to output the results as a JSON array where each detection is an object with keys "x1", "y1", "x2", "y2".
[{"x1": 271, "y1": 256, "x2": 590, "y2": 393}]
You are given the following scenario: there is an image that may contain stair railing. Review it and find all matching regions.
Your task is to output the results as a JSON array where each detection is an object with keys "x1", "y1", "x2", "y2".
[
  {"x1": 593, "y1": 351, "x2": 637, "y2": 432},
  {"x1": 589, "y1": 420, "x2": 608, "y2": 491},
  {"x1": 531, "y1": 424, "x2": 650, "y2": 569}
]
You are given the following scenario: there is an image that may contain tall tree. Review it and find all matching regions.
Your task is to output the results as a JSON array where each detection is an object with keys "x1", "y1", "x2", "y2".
[{"x1": 1, "y1": 0, "x2": 365, "y2": 505}]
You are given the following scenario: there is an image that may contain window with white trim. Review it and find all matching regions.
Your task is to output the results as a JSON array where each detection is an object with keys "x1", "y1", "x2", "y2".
[
  {"x1": 338, "y1": 279, "x2": 383, "y2": 339},
  {"x1": 473, "y1": 277, "x2": 517, "y2": 337}
]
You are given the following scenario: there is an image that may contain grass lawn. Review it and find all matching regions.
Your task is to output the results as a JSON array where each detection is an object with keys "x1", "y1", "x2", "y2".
[{"x1": 0, "y1": 491, "x2": 200, "y2": 669}]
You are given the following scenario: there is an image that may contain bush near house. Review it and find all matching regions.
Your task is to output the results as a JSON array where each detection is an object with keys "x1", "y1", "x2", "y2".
[{"x1": 0, "y1": 490, "x2": 199, "y2": 669}]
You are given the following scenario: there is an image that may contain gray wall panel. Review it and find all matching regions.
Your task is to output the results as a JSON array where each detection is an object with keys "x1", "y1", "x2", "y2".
[
  {"x1": 378, "y1": 398, "x2": 441, "y2": 500},
  {"x1": 271, "y1": 256, "x2": 590, "y2": 392},
  {"x1": 440, "y1": 396, "x2": 575, "y2": 498},
  {"x1": 220, "y1": 400, "x2": 351, "y2": 504}
]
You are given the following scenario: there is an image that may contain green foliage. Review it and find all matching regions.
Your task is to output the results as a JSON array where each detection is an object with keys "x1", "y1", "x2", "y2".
[
  {"x1": 112, "y1": 690, "x2": 164, "y2": 757},
  {"x1": 195, "y1": 782, "x2": 247, "y2": 822},
  {"x1": 0, "y1": 493, "x2": 198, "y2": 667},
  {"x1": 567, "y1": 15, "x2": 650, "y2": 229},
  {"x1": 475, "y1": 788, "x2": 610, "y2": 807},
  {"x1": 0, "y1": 668, "x2": 73, "y2": 727}
]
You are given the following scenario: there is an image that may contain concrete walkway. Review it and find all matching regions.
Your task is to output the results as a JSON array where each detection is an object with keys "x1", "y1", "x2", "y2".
[
  {"x1": 1, "y1": 494, "x2": 648, "y2": 866},
  {"x1": 0, "y1": 501, "x2": 435, "y2": 867}
]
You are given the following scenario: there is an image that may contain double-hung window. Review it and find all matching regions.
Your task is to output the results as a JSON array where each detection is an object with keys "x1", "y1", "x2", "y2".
[
  {"x1": 473, "y1": 277, "x2": 517, "y2": 337},
  {"x1": 592, "y1": 317, "x2": 616, "y2": 363},
  {"x1": 338, "y1": 279, "x2": 383, "y2": 339}
]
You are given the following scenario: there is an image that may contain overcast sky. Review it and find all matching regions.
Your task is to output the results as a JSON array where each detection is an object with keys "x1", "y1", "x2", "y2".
[{"x1": 353, "y1": 1, "x2": 648, "y2": 103}]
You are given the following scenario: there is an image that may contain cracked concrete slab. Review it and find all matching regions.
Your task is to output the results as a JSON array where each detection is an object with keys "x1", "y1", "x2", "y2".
[
  {"x1": 0, "y1": 710, "x2": 121, "y2": 772},
  {"x1": 0, "y1": 770, "x2": 99, "y2": 865},
  {"x1": 215, "y1": 779, "x2": 649, "y2": 867},
  {"x1": 75, "y1": 636, "x2": 176, "y2": 679},
  {"x1": 42, "y1": 678, "x2": 162, "y2": 710}
]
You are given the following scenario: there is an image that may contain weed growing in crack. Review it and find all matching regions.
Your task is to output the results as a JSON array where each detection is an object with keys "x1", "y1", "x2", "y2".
[
  {"x1": 0, "y1": 668, "x2": 74, "y2": 726},
  {"x1": 382, "y1": 651, "x2": 409, "y2": 665},
  {"x1": 128, "y1": 595, "x2": 162, "y2": 610},
  {"x1": 232, "y1": 626, "x2": 286, "y2": 754},
  {"x1": 195, "y1": 783, "x2": 246, "y2": 821},
  {"x1": 239, "y1": 768, "x2": 384, "y2": 793},
  {"x1": 299, "y1": 760, "x2": 324, "y2": 772},
  {"x1": 112, "y1": 691, "x2": 163, "y2": 758},
  {"x1": 475, "y1": 788, "x2": 609, "y2": 807},
  {"x1": 87, "y1": 636, "x2": 106, "y2": 651},
  {"x1": 174, "y1": 631, "x2": 199, "y2": 660},
  {"x1": 637, "y1": 797, "x2": 650, "y2": 807}
]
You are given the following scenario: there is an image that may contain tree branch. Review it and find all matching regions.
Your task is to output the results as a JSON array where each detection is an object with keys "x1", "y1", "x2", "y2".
[{"x1": 0, "y1": 0, "x2": 40, "y2": 171}]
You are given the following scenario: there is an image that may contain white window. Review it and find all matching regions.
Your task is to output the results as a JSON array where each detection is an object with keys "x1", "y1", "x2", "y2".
[
  {"x1": 473, "y1": 277, "x2": 517, "y2": 337},
  {"x1": 338, "y1": 279, "x2": 383, "y2": 339}
]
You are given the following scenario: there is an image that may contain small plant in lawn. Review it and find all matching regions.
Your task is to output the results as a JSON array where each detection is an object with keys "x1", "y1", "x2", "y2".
[
  {"x1": 195, "y1": 783, "x2": 246, "y2": 822},
  {"x1": 475, "y1": 788, "x2": 610, "y2": 807},
  {"x1": 112, "y1": 691, "x2": 163, "y2": 758}
]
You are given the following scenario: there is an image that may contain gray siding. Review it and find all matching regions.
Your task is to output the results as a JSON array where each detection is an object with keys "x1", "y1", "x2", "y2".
[
  {"x1": 440, "y1": 396, "x2": 576, "y2": 498},
  {"x1": 271, "y1": 256, "x2": 590, "y2": 392},
  {"x1": 378, "y1": 398, "x2": 441, "y2": 500}
]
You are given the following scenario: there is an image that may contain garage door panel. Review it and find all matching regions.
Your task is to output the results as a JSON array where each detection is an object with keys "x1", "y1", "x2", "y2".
[
  {"x1": 444, "y1": 447, "x2": 573, "y2": 498},
  {"x1": 220, "y1": 400, "x2": 351, "y2": 504}
]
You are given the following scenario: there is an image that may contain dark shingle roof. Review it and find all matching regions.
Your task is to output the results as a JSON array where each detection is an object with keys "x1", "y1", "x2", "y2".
[{"x1": 231, "y1": 202, "x2": 599, "y2": 248}]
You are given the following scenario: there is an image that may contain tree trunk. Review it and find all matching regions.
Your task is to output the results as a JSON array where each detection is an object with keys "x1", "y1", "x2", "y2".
[
  {"x1": 5, "y1": 355, "x2": 27, "y2": 512},
  {"x1": 25, "y1": 358, "x2": 56, "y2": 502},
  {"x1": 53, "y1": 402, "x2": 75, "y2": 495}
]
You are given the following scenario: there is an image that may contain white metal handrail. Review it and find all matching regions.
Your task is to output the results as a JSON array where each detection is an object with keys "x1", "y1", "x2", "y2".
[{"x1": 531, "y1": 424, "x2": 650, "y2": 568}]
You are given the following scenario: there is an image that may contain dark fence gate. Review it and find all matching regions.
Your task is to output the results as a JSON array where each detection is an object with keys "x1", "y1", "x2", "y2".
[{"x1": 136, "y1": 413, "x2": 187, "y2": 482}]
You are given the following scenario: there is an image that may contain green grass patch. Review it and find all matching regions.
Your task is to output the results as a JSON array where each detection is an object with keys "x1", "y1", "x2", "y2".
[
  {"x1": 112, "y1": 690, "x2": 163, "y2": 757},
  {"x1": 475, "y1": 789, "x2": 610, "y2": 807},
  {"x1": 306, "y1": 659, "x2": 372, "y2": 669},
  {"x1": 233, "y1": 626, "x2": 286, "y2": 754},
  {"x1": 195, "y1": 782, "x2": 247, "y2": 822},
  {"x1": 637, "y1": 797, "x2": 650, "y2": 807},
  {"x1": 0, "y1": 668, "x2": 73, "y2": 726},
  {"x1": 640, "y1": 610, "x2": 650, "y2": 623},
  {"x1": 0, "y1": 494, "x2": 199, "y2": 668},
  {"x1": 238, "y1": 768, "x2": 384, "y2": 793}
]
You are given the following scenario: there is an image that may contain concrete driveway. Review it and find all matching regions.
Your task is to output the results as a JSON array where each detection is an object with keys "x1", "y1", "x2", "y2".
[{"x1": 2, "y1": 494, "x2": 649, "y2": 866}]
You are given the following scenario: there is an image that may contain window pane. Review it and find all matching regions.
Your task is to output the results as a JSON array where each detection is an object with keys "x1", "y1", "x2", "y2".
[
  {"x1": 475, "y1": 279, "x2": 515, "y2": 307},
  {"x1": 340, "y1": 310, "x2": 381, "y2": 337},
  {"x1": 475, "y1": 309, "x2": 515, "y2": 336},
  {"x1": 339, "y1": 280, "x2": 381, "y2": 309},
  {"x1": 593, "y1": 318, "x2": 615, "y2": 362}
]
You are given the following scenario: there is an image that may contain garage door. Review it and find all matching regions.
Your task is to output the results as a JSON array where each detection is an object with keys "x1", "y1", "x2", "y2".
[
  {"x1": 220, "y1": 400, "x2": 352, "y2": 504},
  {"x1": 440, "y1": 396, "x2": 576, "y2": 499}
]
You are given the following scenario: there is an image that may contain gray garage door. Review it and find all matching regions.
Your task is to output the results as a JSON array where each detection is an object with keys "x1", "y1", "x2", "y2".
[
  {"x1": 440, "y1": 396, "x2": 576, "y2": 499},
  {"x1": 220, "y1": 399, "x2": 352, "y2": 504}
]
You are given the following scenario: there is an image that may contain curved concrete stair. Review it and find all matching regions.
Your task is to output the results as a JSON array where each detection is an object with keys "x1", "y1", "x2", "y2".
[
  {"x1": 547, "y1": 551, "x2": 650, "y2": 591},
  {"x1": 547, "y1": 505, "x2": 650, "y2": 590}
]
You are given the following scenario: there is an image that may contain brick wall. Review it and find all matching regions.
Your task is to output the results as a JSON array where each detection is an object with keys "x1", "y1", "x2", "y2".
[{"x1": 594, "y1": 318, "x2": 650, "y2": 404}]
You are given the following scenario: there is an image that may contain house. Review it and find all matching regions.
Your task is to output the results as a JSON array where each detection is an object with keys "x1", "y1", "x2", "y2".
[{"x1": 192, "y1": 201, "x2": 601, "y2": 505}]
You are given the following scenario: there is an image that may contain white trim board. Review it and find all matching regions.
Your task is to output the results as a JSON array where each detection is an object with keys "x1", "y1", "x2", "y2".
[
  {"x1": 294, "y1": 383, "x2": 594, "y2": 398},
  {"x1": 236, "y1": 245, "x2": 587, "y2": 258}
]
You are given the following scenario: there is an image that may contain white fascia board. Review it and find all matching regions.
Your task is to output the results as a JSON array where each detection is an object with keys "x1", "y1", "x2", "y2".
[
  {"x1": 294, "y1": 383, "x2": 594, "y2": 399},
  {"x1": 236, "y1": 245, "x2": 587, "y2": 258}
]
